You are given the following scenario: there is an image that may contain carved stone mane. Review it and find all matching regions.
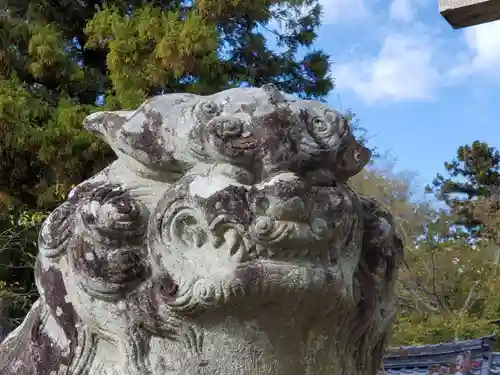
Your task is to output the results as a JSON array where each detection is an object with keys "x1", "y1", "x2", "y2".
[{"x1": 0, "y1": 84, "x2": 403, "y2": 375}]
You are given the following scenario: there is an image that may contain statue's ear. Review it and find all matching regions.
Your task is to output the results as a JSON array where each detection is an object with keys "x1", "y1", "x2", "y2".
[
  {"x1": 337, "y1": 138, "x2": 371, "y2": 182},
  {"x1": 262, "y1": 83, "x2": 287, "y2": 104},
  {"x1": 83, "y1": 110, "x2": 133, "y2": 140}
]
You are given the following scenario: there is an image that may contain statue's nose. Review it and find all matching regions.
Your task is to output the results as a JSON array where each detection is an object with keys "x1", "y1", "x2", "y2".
[
  {"x1": 154, "y1": 273, "x2": 179, "y2": 302},
  {"x1": 266, "y1": 196, "x2": 307, "y2": 222},
  {"x1": 254, "y1": 172, "x2": 309, "y2": 222}
]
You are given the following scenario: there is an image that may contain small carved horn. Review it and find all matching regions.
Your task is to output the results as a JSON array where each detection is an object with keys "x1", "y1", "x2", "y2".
[{"x1": 262, "y1": 84, "x2": 286, "y2": 104}]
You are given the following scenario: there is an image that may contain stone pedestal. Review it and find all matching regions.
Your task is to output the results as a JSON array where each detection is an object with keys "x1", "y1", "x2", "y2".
[
  {"x1": 0, "y1": 85, "x2": 403, "y2": 375},
  {"x1": 439, "y1": 0, "x2": 500, "y2": 28}
]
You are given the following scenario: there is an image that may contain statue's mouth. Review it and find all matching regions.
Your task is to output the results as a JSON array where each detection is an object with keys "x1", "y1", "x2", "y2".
[
  {"x1": 153, "y1": 217, "x2": 359, "y2": 317},
  {"x1": 147, "y1": 170, "x2": 363, "y2": 317},
  {"x1": 240, "y1": 243, "x2": 339, "y2": 265},
  {"x1": 200, "y1": 210, "x2": 357, "y2": 270},
  {"x1": 211, "y1": 220, "x2": 345, "y2": 268},
  {"x1": 156, "y1": 253, "x2": 349, "y2": 318},
  {"x1": 246, "y1": 216, "x2": 345, "y2": 263}
]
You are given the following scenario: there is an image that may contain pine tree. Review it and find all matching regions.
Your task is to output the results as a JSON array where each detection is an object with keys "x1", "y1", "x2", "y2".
[{"x1": 429, "y1": 141, "x2": 500, "y2": 259}]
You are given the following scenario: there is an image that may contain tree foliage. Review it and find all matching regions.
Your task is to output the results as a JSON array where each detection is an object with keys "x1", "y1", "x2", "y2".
[
  {"x1": 350, "y1": 163, "x2": 432, "y2": 243},
  {"x1": 393, "y1": 141, "x2": 500, "y2": 348},
  {"x1": 393, "y1": 217, "x2": 500, "y2": 346},
  {"x1": 429, "y1": 141, "x2": 500, "y2": 240},
  {"x1": 353, "y1": 156, "x2": 500, "y2": 348},
  {"x1": 0, "y1": 0, "x2": 333, "y2": 207}
]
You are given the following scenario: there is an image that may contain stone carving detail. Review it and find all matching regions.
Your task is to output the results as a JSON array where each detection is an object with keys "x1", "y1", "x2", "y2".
[{"x1": 0, "y1": 84, "x2": 403, "y2": 375}]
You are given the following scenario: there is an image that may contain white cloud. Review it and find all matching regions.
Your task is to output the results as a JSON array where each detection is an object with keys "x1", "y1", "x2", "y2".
[
  {"x1": 445, "y1": 20, "x2": 500, "y2": 80},
  {"x1": 332, "y1": 33, "x2": 440, "y2": 103},
  {"x1": 389, "y1": 0, "x2": 413, "y2": 22},
  {"x1": 464, "y1": 21, "x2": 500, "y2": 72},
  {"x1": 322, "y1": 0, "x2": 500, "y2": 104},
  {"x1": 389, "y1": 0, "x2": 427, "y2": 22},
  {"x1": 320, "y1": 0, "x2": 369, "y2": 24}
]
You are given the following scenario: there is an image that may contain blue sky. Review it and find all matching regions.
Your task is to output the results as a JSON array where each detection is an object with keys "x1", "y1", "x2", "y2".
[{"x1": 304, "y1": 0, "x2": 500, "y2": 193}]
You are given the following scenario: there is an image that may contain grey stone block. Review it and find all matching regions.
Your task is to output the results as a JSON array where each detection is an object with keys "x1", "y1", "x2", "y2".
[{"x1": 439, "y1": 0, "x2": 500, "y2": 28}]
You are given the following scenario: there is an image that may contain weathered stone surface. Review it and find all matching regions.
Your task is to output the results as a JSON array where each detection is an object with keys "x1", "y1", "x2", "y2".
[
  {"x1": 439, "y1": 0, "x2": 500, "y2": 29},
  {"x1": 0, "y1": 85, "x2": 403, "y2": 375}
]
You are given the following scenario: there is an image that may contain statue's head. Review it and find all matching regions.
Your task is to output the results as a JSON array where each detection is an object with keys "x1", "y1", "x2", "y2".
[{"x1": 0, "y1": 85, "x2": 403, "y2": 375}]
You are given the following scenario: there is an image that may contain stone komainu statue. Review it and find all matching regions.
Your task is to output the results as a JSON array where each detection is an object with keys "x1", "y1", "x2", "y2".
[{"x1": 0, "y1": 85, "x2": 403, "y2": 375}]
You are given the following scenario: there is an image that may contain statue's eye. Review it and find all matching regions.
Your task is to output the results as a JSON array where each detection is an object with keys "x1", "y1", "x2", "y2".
[
  {"x1": 194, "y1": 101, "x2": 221, "y2": 124},
  {"x1": 199, "y1": 101, "x2": 220, "y2": 117},
  {"x1": 309, "y1": 116, "x2": 334, "y2": 139},
  {"x1": 214, "y1": 118, "x2": 244, "y2": 139},
  {"x1": 312, "y1": 117, "x2": 327, "y2": 132},
  {"x1": 114, "y1": 197, "x2": 132, "y2": 214}
]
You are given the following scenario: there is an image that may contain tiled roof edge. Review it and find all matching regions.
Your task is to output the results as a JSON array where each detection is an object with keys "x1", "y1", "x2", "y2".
[{"x1": 385, "y1": 334, "x2": 496, "y2": 359}]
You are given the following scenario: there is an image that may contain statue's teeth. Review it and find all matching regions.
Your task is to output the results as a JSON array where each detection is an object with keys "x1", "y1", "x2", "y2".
[
  {"x1": 300, "y1": 248, "x2": 310, "y2": 258},
  {"x1": 226, "y1": 232, "x2": 239, "y2": 257},
  {"x1": 260, "y1": 280, "x2": 270, "y2": 296},
  {"x1": 212, "y1": 236, "x2": 223, "y2": 248}
]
